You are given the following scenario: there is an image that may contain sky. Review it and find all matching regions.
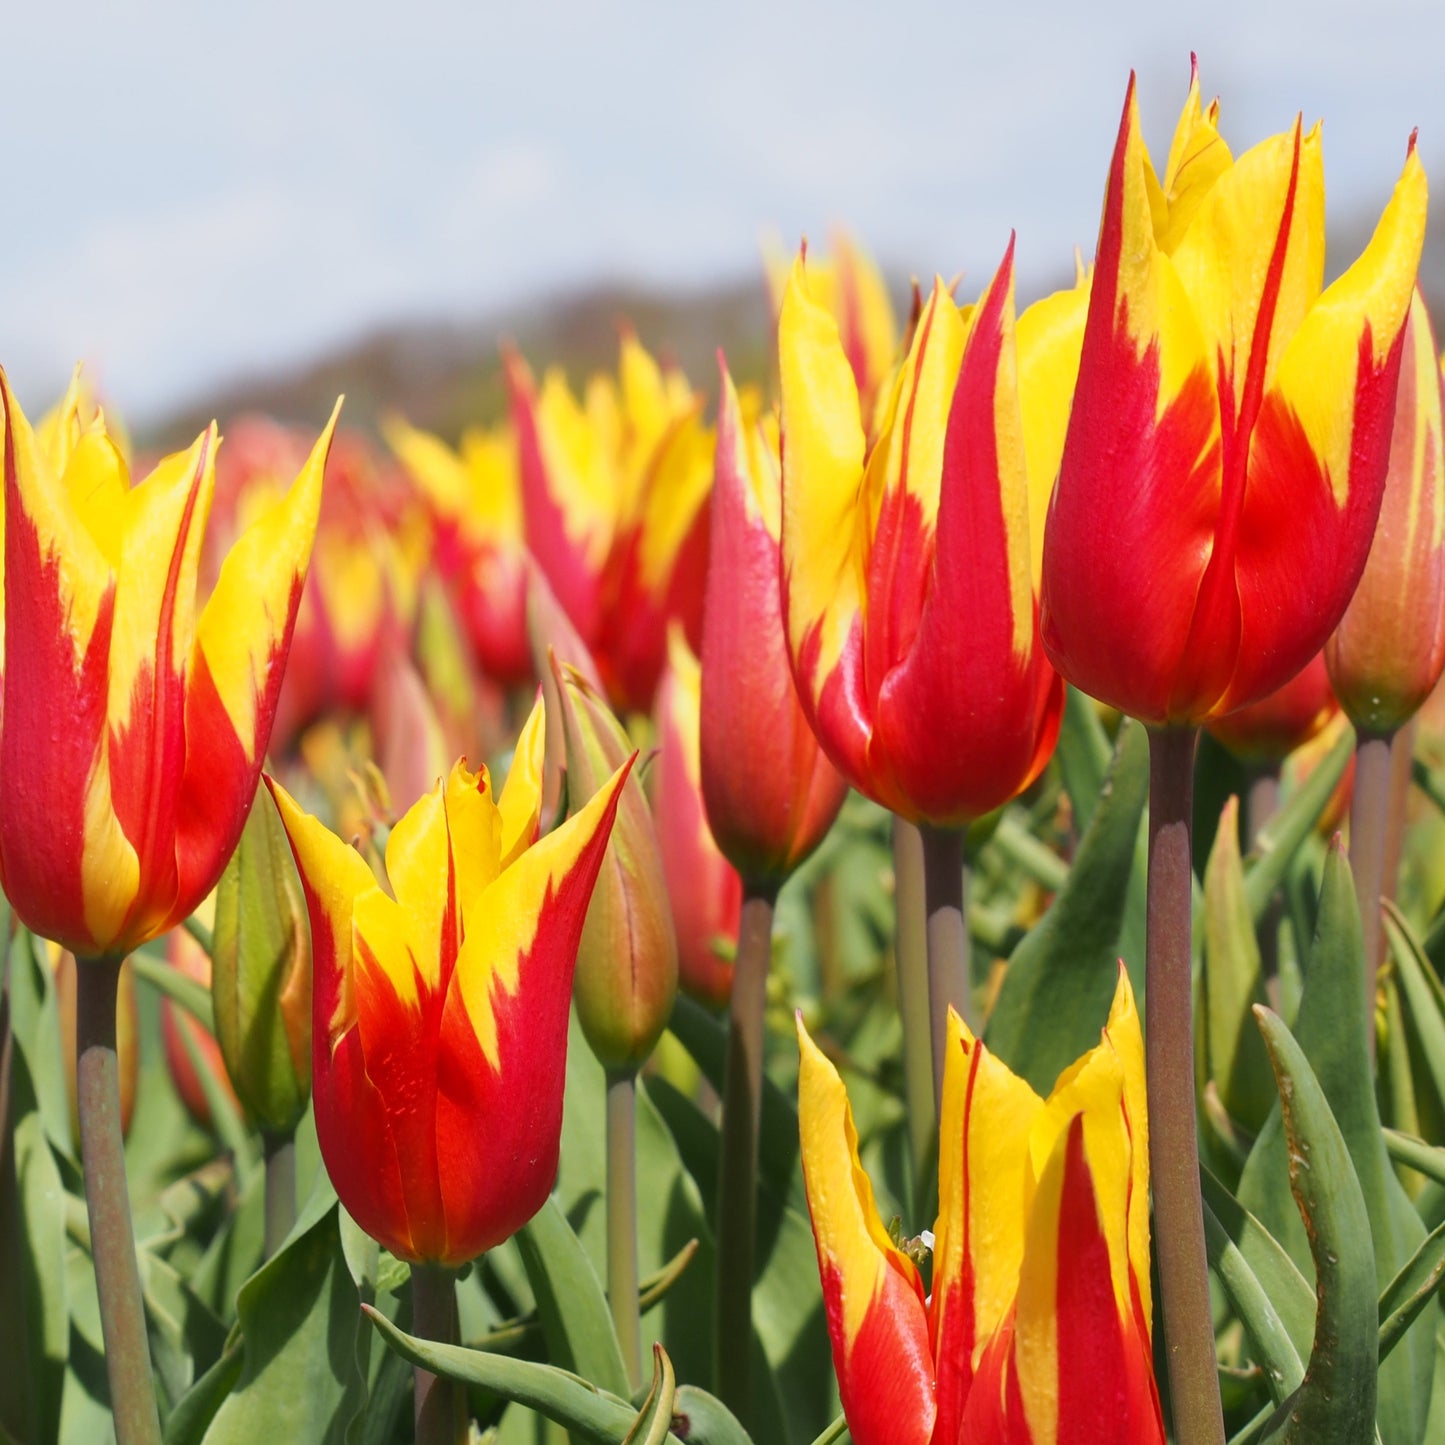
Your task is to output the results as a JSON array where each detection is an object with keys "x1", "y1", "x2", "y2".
[{"x1": 4, "y1": 0, "x2": 1443, "y2": 426}]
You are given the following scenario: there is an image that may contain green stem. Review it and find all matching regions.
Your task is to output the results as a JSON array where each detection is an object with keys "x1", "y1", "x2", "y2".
[
  {"x1": 76, "y1": 955, "x2": 161, "y2": 1445},
  {"x1": 919, "y1": 823, "x2": 969, "y2": 1111},
  {"x1": 261, "y1": 1131, "x2": 296, "y2": 1260},
  {"x1": 411, "y1": 1263, "x2": 461, "y2": 1445},
  {"x1": 892, "y1": 818, "x2": 935, "y2": 1209},
  {"x1": 605, "y1": 1067, "x2": 641, "y2": 1390},
  {"x1": 0, "y1": 943, "x2": 36, "y2": 1445},
  {"x1": 1145, "y1": 727, "x2": 1223, "y2": 1445},
  {"x1": 1350, "y1": 728, "x2": 1394, "y2": 1065},
  {"x1": 715, "y1": 880, "x2": 778, "y2": 1430}
]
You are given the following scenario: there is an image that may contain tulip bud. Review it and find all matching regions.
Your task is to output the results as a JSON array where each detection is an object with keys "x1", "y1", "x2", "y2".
[
  {"x1": 553, "y1": 654, "x2": 678, "y2": 1070},
  {"x1": 1327, "y1": 289, "x2": 1445, "y2": 735},
  {"x1": 702, "y1": 364, "x2": 848, "y2": 882},
  {"x1": 370, "y1": 645, "x2": 451, "y2": 815},
  {"x1": 654, "y1": 632, "x2": 742, "y2": 1007},
  {"x1": 162, "y1": 920, "x2": 242, "y2": 1130},
  {"x1": 211, "y1": 785, "x2": 312, "y2": 1137},
  {"x1": 54, "y1": 949, "x2": 138, "y2": 1144}
]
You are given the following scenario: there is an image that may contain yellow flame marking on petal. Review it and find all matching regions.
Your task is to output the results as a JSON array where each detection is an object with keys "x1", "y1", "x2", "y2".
[{"x1": 498, "y1": 694, "x2": 547, "y2": 868}]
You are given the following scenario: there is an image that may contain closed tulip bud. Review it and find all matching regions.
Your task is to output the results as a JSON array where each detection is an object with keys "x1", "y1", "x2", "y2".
[
  {"x1": 162, "y1": 921, "x2": 241, "y2": 1130},
  {"x1": 211, "y1": 785, "x2": 312, "y2": 1137},
  {"x1": 54, "y1": 948, "x2": 138, "y2": 1143},
  {"x1": 370, "y1": 645, "x2": 451, "y2": 816},
  {"x1": 1327, "y1": 289, "x2": 1445, "y2": 734},
  {"x1": 1043, "y1": 63, "x2": 1428, "y2": 726},
  {"x1": 553, "y1": 655, "x2": 678, "y2": 1070},
  {"x1": 798, "y1": 966, "x2": 1162, "y2": 1445},
  {"x1": 654, "y1": 631, "x2": 742, "y2": 1007},
  {"x1": 268, "y1": 730, "x2": 628, "y2": 1266},
  {"x1": 1206, "y1": 651, "x2": 1338, "y2": 765},
  {"x1": 779, "y1": 236, "x2": 1079, "y2": 826},
  {"x1": 702, "y1": 364, "x2": 847, "y2": 883}
]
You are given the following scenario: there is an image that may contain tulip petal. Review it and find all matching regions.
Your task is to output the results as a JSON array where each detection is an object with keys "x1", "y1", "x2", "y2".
[
  {"x1": 0, "y1": 371, "x2": 134, "y2": 954},
  {"x1": 797, "y1": 1017, "x2": 935, "y2": 1445},
  {"x1": 1156, "y1": 64, "x2": 1233, "y2": 252},
  {"x1": 497, "y1": 692, "x2": 547, "y2": 866},
  {"x1": 1041, "y1": 75, "x2": 1224, "y2": 725},
  {"x1": 1221, "y1": 142, "x2": 1428, "y2": 714},
  {"x1": 931, "y1": 1008, "x2": 1044, "y2": 1443}
]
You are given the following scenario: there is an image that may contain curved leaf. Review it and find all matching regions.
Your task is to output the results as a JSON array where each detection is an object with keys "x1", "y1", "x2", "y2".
[
  {"x1": 1255, "y1": 1007, "x2": 1378, "y2": 1445},
  {"x1": 623, "y1": 1346, "x2": 676, "y2": 1445}
]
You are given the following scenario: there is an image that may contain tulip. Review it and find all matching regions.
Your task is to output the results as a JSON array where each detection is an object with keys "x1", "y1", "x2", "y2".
[
  {"x1": 507, "y1": 333, "x2": 713, "y2": 712},
  {"x1": 1041, "y1": 67, "x2": 1427, "y2": 729},
  {"x1": 703, "y1": 365, "x2": 848, "y2": 885},
  {"x1": 385, "y1": 416, "x2": 531, "y2": 687},
  {"x1": 654, "y1": 631, "x2": 743, "y2": 1009},
  {"x1": 1040, "y1": 64, "x2": 1426, "y2": 1442},
  {"x1": 765, "y1": 229, "x2": 899, "y2": 422},
  {"x1": 0, "y1": 380, "x2": 336, "y2": 960},
  {"x1": 268, "y1": 726, "x2": 624, "y2": 1266},
  {"x1": 798, "y1": 966, "x2": 1161, "y2": 1445}
]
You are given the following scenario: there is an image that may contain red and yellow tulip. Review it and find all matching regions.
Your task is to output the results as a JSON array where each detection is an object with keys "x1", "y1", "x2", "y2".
[
  {"x1": 507, "y1": 333, "x2": 713, "y2": 713},
  {"x1": 1041, "y1": 64, "x2": 1429, "y2": 727},
  {"x1": 798, "y1": 967, "x2": 1161, "y2": 1444},
  {"x1": 702, "y1": 365, "x2": 847, "y2": 884},
  {"x1": 385, "y1": 416, "x2": 532, "y2": 687},
  {"x1": 267, "y1": 705, "x2": 629, "y2": 1267},
  {"x1": 654, "y1": 632, "x2": 742, "y2": 1008},
  {"x1": 778, "y1": 238, "x2": 1086, "y2": 826},
  {"x1": 1206, "y1": 650, "x2": 1338, "y2": 765},
  {"x1": 1326, "y1": 289, "x2": 1445, "y2": 734},
  {"x1": 0, "y1": 373, "x2": 336, "y2": 959}
]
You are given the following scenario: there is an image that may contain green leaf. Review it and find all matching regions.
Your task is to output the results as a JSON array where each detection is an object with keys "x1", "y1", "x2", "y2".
[
  {"x1": 1242, "y1": 730, "x2": 1352, "y2": 925},
  {"x1": 1055, "y1": 684, "x2": 1114, "y2": 833},
  {"x1": 669, "y1": 1387, "x2": 753, "y2": 1445},
  {"x1": 198, "y1": 1203, "x2": 368, "y2": 1443},
  {"x1": 1202, "y1": 795, "x2": 1275, "y2": 1134},
  {"x1": 127, "y1": 951, "x2": 215, "y2": 1034},
  {"x1": 515, "y1": 1194, "x2": 631, "y2": 1400},
  {"x1": 162, "y1": 1345, "x2": 243, "y2": 1445},
  {"x1": 986, "y1": 718, "x2": 1149, "y2": 1092},
  {"x1": 623, "y1": 1346, "x2": 676, "y2": 1445},
  {"x1": 1385, "y1": 904, "x2": 1445, "y2": 1122},
  {"x1": 1238, "y1": 844, "x2": 1433, "y2": 1444},
  {"x1": 1378, "y1": 1219, "x2": 1445, "y2": 1365},
  {"x1": 363, "y1": 1307, "x2": 657, "y2": 1443},
  {"x1": 1254, "y1": 1007, "x2": 1379, "y2": 1445},
  {"x1": 1385, "y1": 1129, "x2": 1445, "y2": 1187}
]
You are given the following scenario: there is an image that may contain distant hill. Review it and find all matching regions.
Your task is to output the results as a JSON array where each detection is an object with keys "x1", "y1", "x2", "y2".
[{"x1": 145, "y1": 209, "x2": 1445, "y2": 452}]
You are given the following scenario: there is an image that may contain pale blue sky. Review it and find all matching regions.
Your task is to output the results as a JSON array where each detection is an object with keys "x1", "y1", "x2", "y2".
[{"x1": 4, "y1": 0, "x2": 1442, "y2": 423}]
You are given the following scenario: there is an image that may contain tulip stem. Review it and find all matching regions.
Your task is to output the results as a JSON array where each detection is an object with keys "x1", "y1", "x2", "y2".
[
  {"x1": 715, "y1": 880, "x2": 778, "y2": 1430},
  {"x1": 1350, "y1": 728, "x2": 1394, "y2": 1065},
  {"x1": 76, "y1": 954, "x2": 162, "y2": 1445},
  {"x1": 1144, "y1": 728, "x2": 1223, "y2": 1445},
  {"x1": 261, "y1": 1131, "x2": 296, "y2": 1259},
  {"x1": 605, "y1": 1067, "x2": 642, "y2": 1389},
  {"x1": 919, "y1": 824, "x2": 970, "y2": 1111},
  {"x1": 0, "y1": 943, "x2": 37, "y2": 1445},
  {"x1": 892, "y1": 818, "x2": 935, "y2": 1207},
  {"x1": 411, "y1": 1263, "x2": 461, "y2": 1445}
]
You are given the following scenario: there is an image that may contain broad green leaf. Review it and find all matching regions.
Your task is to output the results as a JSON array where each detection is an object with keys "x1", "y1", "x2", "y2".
[
  {"x1": 986, "y1": 718, "x2": 1149, "y2": 1091},
  {"x1": 1254, "y1": 1008, "x2": 1378, "y2": 1445},
  {"x1": 622, "y1": 1346, "x2": 675, "y2": 1445},
  {"x1": 1055, "y1": 684, "x2": 1114, "y2": 833},
  {"x1": 1202, "y1": 795, "x2": 1274, "y2": 1134},
  {"x1": 516, "y1": 1195, "x2": 630, "y2": 1399},
  {"x1": 199, "y1": 1203, "x2": 368, "y2": 1444},
  {"x1": 670, "y1": 1386, "x2": 753, "y2": 1445},
  {"x1": 364, "y1": 1307, "x2": 664, "y2": 1443},
  {"x1": 1385, "y1": 905, "x2": 1445, "y2": 1126},
  {"x1": 162, "y1": 1346, "x2": 242, "y2": 1445},
  {"x1": 1242, "y1": 730, "x2": 1352, "y2": 924},
  {"x1": 1239, "y1": 844, "x2": 1433, "y2": 1444}
]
